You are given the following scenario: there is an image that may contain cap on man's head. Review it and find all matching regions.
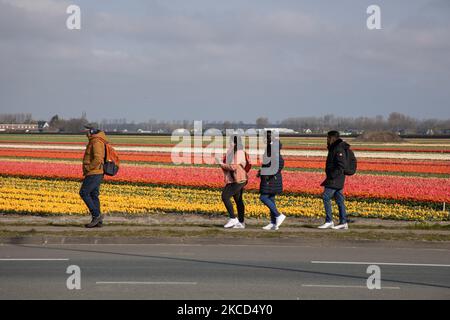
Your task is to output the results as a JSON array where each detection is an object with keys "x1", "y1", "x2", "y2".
[
  {"x1": 83, "y1": 124, "x2": 100, "y2": 135},
  {"x1": 327, "y1": 130, "x2": 340, "y2": 138}
]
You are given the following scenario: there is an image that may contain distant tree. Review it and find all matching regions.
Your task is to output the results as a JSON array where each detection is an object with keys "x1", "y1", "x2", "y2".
[
  {"x1": 323, "y1": 114, "x2": 334, "y2": 128},
  {"x1": 256, "y1": 117, "x2": 269, "y2": 129},
  {"x1": 388, "y1": 112, "x2": 416, "y2": 132},
  {"x1": 223, "y1": 121, "x2": 232, "y2": 130},
  {"x1": 49, "y1": 115, "x2": 59, "y2": 127},
  {"x1": 62, "y1": 118, "x2": 89, "y2": 133},
  {"x1": 0, "y1": 113, "x2": 34, "y2": 124}
]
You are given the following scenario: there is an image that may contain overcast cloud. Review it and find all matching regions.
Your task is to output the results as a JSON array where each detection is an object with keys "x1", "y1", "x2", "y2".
[{"x1": 0, "y1": 0, "x2": 449, "y2": 122}]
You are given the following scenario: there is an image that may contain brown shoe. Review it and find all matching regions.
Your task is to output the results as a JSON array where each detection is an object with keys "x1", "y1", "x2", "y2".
[{"x1": 85, "y1": 215, "x2": 103, "y2": 228}]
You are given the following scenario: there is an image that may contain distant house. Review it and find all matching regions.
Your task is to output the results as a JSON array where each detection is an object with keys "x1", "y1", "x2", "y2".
[
  {"x1": 173, "y1": 128, "x2": 189, "y2": 135},
  {"x1": 0, "y1": 123, "x2": 38, "y2": 132},
  {"x1": 137, "y1": 129, "x2": 152, "y2": 134},
  {"x1": 262, "y1": 128, "x2": 298, "y2": 134},
  {"x1": 37, "y1": 121, "x2": 49, "y2": 132}
]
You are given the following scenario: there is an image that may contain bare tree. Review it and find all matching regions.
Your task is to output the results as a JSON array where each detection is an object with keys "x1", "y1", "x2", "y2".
[{"x1": 256, "y1": 117, "x2": 269, "y2": 129}]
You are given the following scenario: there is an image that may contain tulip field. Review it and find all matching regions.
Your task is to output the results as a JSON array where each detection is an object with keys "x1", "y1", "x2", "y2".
[{"x1": 0, "y1": 134, "x2": 449, "y2": 221}]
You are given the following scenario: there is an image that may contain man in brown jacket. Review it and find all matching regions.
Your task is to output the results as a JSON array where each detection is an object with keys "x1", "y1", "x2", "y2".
[{"x1": 80, "y1": 125, "x2": 107, "y2": 228}]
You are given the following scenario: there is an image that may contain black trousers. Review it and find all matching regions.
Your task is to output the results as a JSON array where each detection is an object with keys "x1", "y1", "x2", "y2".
[{"x1": 221, "y1": 182, "x2": 246, "y2": 223}]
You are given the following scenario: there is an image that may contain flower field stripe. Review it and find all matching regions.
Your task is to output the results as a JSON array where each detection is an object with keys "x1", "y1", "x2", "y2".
[
  {"x1": 1, "y1": 157, "x2": 448, "y2": 180},
  {"x1": 280, "y1": 150, "x2": 450, "y2": 160},
  {"x1": 0, "y1": 140, "x2": 449, "y2": 152},
  {"x1": 2, "y1": 148, "x2": 449, "y2": 174},
  {"x1": 0, "y1": 144, "x2": 85, "y2": 150},
  {"x1": 1, "y1": 143, "x2": 450, "y2": 160},
  {"x1": 0, "y1": 148, "x2": 83, "y2": 160},
  {"x1": 0, "y1": 160, "x2": 448, "y2": 203},
  {"x1": 0, "y1": 176, "x2": 447, "y2": 221},
  {"x1": 0, "y1": 141, "x2": 177, "y2": 147},
  {"x1": 1, "y1": 148, "x2": 450, "y2": 173},
  {"x1": 282, "y1": 146, "x2": 450, "y2": 153},
  {"x1": 0, "y1": 149, "x2": 177, "y2": 164},
  {"x1": 284, "y1": 157, "x2": 450, "y2": 174},
  {"x1": 281, "y1": 146, "x2": 450, "y2": 153}
]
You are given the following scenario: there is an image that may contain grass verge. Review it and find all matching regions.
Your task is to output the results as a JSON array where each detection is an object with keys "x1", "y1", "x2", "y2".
[{"x1": 1, "y1": 227, "x2": 449, "y2": 242}]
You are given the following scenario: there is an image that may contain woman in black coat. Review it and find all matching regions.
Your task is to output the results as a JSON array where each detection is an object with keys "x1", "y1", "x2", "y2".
[{"x1": 257, "y1": 134, "x2": 286, "y2": 230}]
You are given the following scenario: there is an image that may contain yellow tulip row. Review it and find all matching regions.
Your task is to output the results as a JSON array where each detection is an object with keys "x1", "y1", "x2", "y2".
[{"x1": 0, "y1": 176, "x2": 447, "y2": 221}]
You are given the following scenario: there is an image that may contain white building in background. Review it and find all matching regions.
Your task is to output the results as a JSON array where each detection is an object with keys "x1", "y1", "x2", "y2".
[
  {"x1": 263, "y1": 128, "x2": 298, "y2": 134},
  {"x1": 137, "y1": 129, "x2": 152, "y2": 133},
  {"x1": 0, "y1": 123, "x2": 38, "y2": 131},
  {"x1": 0, "y1": 122, "x2": 49, "y2": 132},
  {"x1": 173, "y1": 128, "x2": 188, "y2": 134}
]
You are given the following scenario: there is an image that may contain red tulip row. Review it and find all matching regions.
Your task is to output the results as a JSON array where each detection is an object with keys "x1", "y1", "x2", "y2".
[
  {"x1": 1, "y1": 148, "x2": 449, "y2": 174},
  {"x1": 1, "y1": 160, "x2": 448, "y2": 203}
]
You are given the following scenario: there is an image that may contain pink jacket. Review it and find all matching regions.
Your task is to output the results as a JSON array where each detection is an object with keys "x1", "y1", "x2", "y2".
[{"x1": 220, "y1": 149, "x2": 248, "y2": 185}]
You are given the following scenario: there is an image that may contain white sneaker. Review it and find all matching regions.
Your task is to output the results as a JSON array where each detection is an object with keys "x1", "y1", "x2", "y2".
[
  {"x1": 233, "y1": 222, "x2": 245, "y2": 229},
  {"x1": 224, "y1": 218, "x2": 239, "y2": 228},
  {"x1": 332, "y1": 223, "x2": 348, "y2": 230},
  {"x1": 318, "y1": 222, "x2": 334, "y2": 229},
  {"x1": 262, "y1": 223, "x2": 276, "y2": 230},
  {"x1": 276, "y1": 214, "x2": 286, "y2": 227}
]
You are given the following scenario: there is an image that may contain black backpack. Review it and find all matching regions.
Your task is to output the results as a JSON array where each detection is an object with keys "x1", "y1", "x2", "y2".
[
  {"x1": 94, "y1": 137, "x2": 120, "y2": 176},
  {"x1": 344, "y1": 148, "x2": 357, "y2": 176}
]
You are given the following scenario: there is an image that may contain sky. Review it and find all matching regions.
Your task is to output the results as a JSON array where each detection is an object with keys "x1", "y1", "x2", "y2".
[{"x1": 0, "y1": 0, "x2": 449, "y2": 123}]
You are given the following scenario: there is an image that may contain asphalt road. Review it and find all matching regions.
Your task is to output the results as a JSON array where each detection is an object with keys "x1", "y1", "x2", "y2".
[{"x1": 1, "y1": 241, "x2": 449, "y2": 299}]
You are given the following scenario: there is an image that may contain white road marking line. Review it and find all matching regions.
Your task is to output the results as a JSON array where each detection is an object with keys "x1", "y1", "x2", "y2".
[
  {"x1": 96, "y1": 281, "x2": 197, "y2": 285},
  {"x1": 0, "y1": 258, "x2": 69, "y2": 261},
  {"x1": 311, "y1": 261, "x2": 450, "y2": 267},
  {"x1": 301, "y1": 284, "x2": 400, "y2": 289}
]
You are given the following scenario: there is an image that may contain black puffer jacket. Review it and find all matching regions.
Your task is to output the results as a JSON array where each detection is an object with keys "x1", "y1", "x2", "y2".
[
  {"x1": 323, "y1": 138, "x2": 349, "y2": 190},
  {"x1": 259, "y1": 144, "x2": 284, "y2": 194}
]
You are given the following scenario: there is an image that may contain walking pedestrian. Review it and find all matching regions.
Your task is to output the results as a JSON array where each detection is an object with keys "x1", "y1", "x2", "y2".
[
  {"x1": 80, "y1": 125, "x2": 107, "y2": 228},
  {"x1": 258, "y1": 131, "x2": 286, "y2": 230},
  {"x1": 218, "y1": 135, "x2": 249, "y2": 229},
  {"x1": 318, "y1": 130, "x2": 350, "y2": 230}
]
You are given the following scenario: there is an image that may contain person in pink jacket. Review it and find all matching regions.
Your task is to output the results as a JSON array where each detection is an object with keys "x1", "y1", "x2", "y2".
[{"x1": 218, "y1": 135, "x2": 248, "y2": 229}]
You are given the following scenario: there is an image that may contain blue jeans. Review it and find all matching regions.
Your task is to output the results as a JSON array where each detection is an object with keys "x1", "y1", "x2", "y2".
[
  {"x1": 322, "y1": 188, "x2": 347, "y2": 224},
  {"x1": 260, "y1": 194, "x2": 280, "y2": 224},
  {"x1": 79, "y1": 174, "x2": 103, "y2": 218}
]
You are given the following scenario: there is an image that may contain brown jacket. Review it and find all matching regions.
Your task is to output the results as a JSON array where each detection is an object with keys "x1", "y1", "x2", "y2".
[
  {"x1": 82, "y1": 131, "x2": 107, "y2": 176},
  {"x1": 220, "y1": 149, "x2": 248, "y2": 185}
]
